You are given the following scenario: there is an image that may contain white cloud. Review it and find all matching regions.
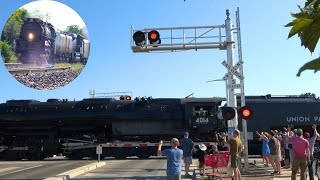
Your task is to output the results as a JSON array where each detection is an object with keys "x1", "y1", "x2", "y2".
[{"x1": 20, "y1": 0, "x2": 86, "y2": 31}]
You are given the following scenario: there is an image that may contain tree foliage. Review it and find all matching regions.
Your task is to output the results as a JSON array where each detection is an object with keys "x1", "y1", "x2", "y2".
[
  {"x1": 0, "y1": 41, "x2": 14, "y2": 63},
  {"x1": 1, "y1": 8, "x2": 28, "y2": 44},
  {"x1": 65, "y1": 25, "x2": 84, "y2": 36},
  {"x1": 286, "y1": 0, "x2": 320, "y2": 76}
]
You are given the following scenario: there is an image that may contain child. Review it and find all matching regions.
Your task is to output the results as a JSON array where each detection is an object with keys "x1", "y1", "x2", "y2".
[
  {"x1": 208, "y1": 145, "x2": 220, "y2": 175},
  {"x1": 198, "y1": 143, "x2": 207, "y2": 176}
]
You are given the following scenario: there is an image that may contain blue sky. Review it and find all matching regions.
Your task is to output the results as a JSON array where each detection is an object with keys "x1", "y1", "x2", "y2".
[{"x1": 0, "y1": 0, "x2": 319, "y2": 103}]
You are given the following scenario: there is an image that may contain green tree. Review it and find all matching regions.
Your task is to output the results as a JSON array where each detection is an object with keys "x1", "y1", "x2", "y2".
[
  {"x1": 1, "y1": 8, "x2": 28, "y2": 44},
  {"x1": 65, "y1": 25, "x2": 84, "y2": 36},
  {"x1": 286, "y1": 0, "x2": 320, "y2": 76},
  {"x1": 0, "y1": 41, "x2": 14, "y2": 63}
]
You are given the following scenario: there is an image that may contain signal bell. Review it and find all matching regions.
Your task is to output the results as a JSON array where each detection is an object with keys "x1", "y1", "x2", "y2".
[
  {"x1": 221, "y1": 106, "x2": 235, "y2": 120},
  {"x1": 240, "y1": 106, "x2": 253, "y2": 120},
  {"x1": 148, "y1": 30, "x2": 161, "y2": 46},
  {"x1": 133, "y1": 31, "x2": 145, "y2": 46}
]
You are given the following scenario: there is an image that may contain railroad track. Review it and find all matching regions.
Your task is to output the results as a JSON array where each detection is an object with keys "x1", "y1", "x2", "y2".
[{"x1": 9, "y1": 67, "x2": 71, "y2": 75}]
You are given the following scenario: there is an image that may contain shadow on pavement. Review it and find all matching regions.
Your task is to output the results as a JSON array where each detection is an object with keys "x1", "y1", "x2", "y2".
[{"x1": 73, "y1": 176, "x2": 166, "y2": 180}]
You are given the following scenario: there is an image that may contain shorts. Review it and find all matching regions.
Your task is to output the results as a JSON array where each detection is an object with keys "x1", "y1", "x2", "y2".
[
  {"x1": 269, "y1": 155, "x2": 280, "y2": 162},
  {"x1": 231, "y1": 155, "x2": 239, "y2": 168},
  {"x1": 167, "y1": 174, "x2": 181, "y2": 180},
  {"x1": 284, "y1": 149, "x2": 290, "y2": 161},
  {"x1": 183, "y1": 156, "x2": 192, "y2": 165}
]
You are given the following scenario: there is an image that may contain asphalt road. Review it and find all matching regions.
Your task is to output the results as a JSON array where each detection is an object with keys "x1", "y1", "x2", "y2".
[
  {"x1": 74, "y1": 157, "x2": 198, "y2": 180},
  {"x1": 0, "y1": 157, "x2": 286, "y2": 180},
  {"x1": 0, "y1": 159, "x2": 95, "y2": 180}
]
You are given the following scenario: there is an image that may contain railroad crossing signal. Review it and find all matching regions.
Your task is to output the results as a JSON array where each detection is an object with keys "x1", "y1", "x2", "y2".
[
  {"x1": 132, "y1": 30, "x2": 161, "y2": 47},
  {"x1": 221, "y1": 106, "x2": 236, "y2": 120},
  {"x1": 133, "y1": 31, "x2": 145, "y2": 46},
  {"x1": 148, "y1": 30, "x2": 161, "y2": 46},
  {"x1": 120, "y1": 96, "x2": 132, "y2": 101},
  {"x1": 239, "y1": 106, "x2": 253, "y2": 120}
]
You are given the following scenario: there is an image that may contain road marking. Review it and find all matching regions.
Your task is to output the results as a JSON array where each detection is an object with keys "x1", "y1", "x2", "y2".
[
  {"x1": 0, "y1": 167, "x2": 19, "y2": 173},
  {"x1": 0, "y1": 165, "x2": 42, "y2": 177}
]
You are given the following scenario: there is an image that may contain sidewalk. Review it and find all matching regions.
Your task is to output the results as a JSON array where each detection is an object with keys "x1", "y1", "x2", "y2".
[{"x1": 189, "y1": 158, "x2": 299, "y2": 180}]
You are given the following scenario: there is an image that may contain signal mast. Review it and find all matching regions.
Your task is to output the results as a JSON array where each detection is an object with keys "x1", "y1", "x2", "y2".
[{"x1": 131, "y1": 7, "x2": 251, "y2": 169}]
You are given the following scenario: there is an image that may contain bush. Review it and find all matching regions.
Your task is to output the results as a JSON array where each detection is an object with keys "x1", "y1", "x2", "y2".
[{"x1": 0, "y1": 41, "x2": 16, "y2": 63}]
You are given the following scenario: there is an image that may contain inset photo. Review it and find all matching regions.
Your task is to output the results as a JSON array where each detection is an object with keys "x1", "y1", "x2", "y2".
[{"x1": 0, "y1": 0, "x2": 90, "y2": 90}]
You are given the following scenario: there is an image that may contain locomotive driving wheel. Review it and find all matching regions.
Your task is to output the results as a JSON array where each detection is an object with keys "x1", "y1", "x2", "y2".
[{"x1": 25, "y1": 140, "x2": 44, "y2": 160}]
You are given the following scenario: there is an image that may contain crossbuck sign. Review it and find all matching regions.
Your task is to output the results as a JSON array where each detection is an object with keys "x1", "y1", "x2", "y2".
[
  {"x1": 222, "y1": 60, "x2": 244, "y2": 89},
  {"x1": 222, "y1": 60, "x2": 244, "y2": 80}
]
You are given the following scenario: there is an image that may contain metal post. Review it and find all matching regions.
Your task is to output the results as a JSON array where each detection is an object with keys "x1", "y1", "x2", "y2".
[
  {"x1": 236, "y1": 7, "x2": 249, "y2": 170},
  {"x1": 225, "y1": 9, "x2": 237, "y2": 134}
]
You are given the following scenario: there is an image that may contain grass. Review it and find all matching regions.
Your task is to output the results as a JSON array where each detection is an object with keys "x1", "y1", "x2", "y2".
[{"x1": 53, "y1": 63, "x2": 84, "y2": 71}]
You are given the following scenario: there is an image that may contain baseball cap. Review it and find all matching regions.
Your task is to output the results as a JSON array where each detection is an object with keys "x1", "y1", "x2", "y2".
[
  {"x1": 296, "y1": 129, "x2": 303, "y2": 136},
  {"x1": 171, "y1": 138, "x2": 179, "y2": 146},
  {"x1": 184, "y1": 132, "x2": 189, "y2": 135},
  {"x1": 303, "y1": 132, "x2": 310, "y2": 138}
]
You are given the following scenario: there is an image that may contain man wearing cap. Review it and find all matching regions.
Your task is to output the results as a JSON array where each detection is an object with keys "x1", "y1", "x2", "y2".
[
  {"x1": 180, "y1": 132, "x2": 195, "y2": 177},
  {"x1": 157, "y1": 138, "x2": 183, "y2": 180},
  {"x1": 303, "y1": 124, "x2": 317, "y2": 180},
  {"x1": 224, "y1": 129, "x2": 242, "y2": 180},
  {"x1": 289, "y1": 128, "x2": 310, "y2": 180}
]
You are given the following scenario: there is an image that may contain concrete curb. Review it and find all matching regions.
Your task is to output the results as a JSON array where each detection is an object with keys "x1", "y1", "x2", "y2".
[{"x1": 44, "y1": 161, "x2": 106, "y2": 180}]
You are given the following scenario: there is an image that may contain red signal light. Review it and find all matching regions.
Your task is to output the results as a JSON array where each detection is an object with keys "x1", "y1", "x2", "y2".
[
  {"x1": 148, "y1": 30, "x2": 160, "y2": 41},
  {"x1": 240, "y1": 106, "x2": 253, "y2": 120},
  {"x1": 149, "y1": 32, "x2": 158, "y2": 40},
  {"x1": 125, "y1": 96, "x2": 131, "y2": 101},
  {"x1": 148, "y1": 30, "x2": 161, "y2": 47}
]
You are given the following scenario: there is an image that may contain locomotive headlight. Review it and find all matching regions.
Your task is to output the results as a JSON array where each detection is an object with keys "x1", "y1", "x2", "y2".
[{"x1": 28, "y1": 33, "x2": 34, "y2": 41}]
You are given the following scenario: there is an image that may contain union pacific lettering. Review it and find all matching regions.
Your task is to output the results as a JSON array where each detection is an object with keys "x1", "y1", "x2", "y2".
[{"x1": 286, "y1": 116, "x2": 320, "y2": 122}]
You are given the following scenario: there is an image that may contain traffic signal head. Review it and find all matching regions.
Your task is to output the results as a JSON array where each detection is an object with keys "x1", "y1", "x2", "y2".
[
  {"x1": 120, "y1": 96, "x2": 131, "y2": 101},
  {"x1": 148, "y1": 30, "x2": 161, "y2": 46},
  {"x1": 133, "y1": 31, "x2": 145, "y2": 46},
  {"x1": 221, "y1": 106, "x2": 235, "y2": 120},
  {"x1": 240, "y1": 106, "x2": 253, "y2": 120}
]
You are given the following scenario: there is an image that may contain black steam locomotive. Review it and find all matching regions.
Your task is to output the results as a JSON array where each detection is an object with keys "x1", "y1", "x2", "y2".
[
  {"x1": 0, "y1": 94, "x2": 319, "y2": 160},
  {"x1": 15, "y1": 18, "x2": 90, "y2": 65},
  {"x1": 0, "y1": 96, "x2": 224, "y2": 160}
]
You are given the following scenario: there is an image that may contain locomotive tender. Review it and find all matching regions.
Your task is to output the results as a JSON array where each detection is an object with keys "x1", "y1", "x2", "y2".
[
  {"x1": 15, "y1": 18, "x2": 90, "y2": 65},
  {"x1": 239, "y1": 94, "x2": 320, "y2": 155},
  {"x1": 0, "y1": 94, "x2": 319, "y2": 160}
]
